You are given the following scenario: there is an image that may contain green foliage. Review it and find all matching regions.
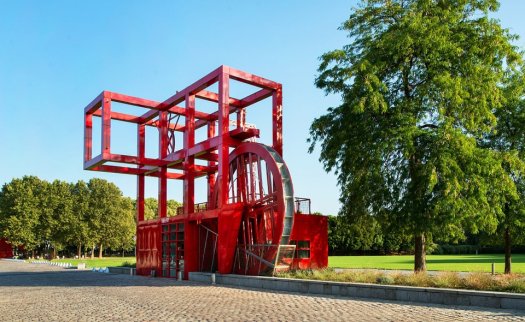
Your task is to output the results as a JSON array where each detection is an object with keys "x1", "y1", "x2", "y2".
[
  {"x1": 328, "y1": 214, "x2": 412, "y2": 254},
  {"x1": 278, "y1": 268, "x2": 525, "y2": 294},
  {"x1": 0, "y1": 176, "x2": 46, "y2": 250},
  {"x1": 45, "y1": 257, "x2": 136, "y2": 268},
  {"x1": 432, "y1": 244, "x2": 479, "y2": 255},
  {"x1": 310, "y1": 0, "x2": 524, "y2": 270},
  {"x1": 144, "y1": 197, "x2": 158, "y2": 220},
  {"x1": 143, "y1": 198, "x2": 181, "y2": 219},
  {"x1": 86, "y1": 178, "x2": 125, "y2": 255},
  {"x1": 0, "y1": 176, "x2": 182, "y2": 257}
]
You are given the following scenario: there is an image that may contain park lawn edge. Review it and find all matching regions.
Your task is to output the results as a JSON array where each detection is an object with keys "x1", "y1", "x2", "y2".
[{"x1": 277, "y1": 268, "x2": 525, "y2": 294}]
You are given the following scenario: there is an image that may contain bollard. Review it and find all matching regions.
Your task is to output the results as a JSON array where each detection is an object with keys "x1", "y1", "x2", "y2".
[
  {"x1": 492, "y1": 263, "x2": 495, "y2": 275},
  {"x1": 177, "y1": 271, "x2": 182, "y2": 281},
  {"x1": 211, "y1": 273, "x2": 216, "y2": 285}
]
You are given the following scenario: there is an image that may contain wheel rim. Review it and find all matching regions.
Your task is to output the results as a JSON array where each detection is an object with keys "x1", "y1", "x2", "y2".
[{"x1": 227, "y1": 143, "x2": 294, "y2": 274}]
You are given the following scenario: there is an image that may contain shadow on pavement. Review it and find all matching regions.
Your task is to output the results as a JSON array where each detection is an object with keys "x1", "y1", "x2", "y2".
[{"x1": 0, "y1": 269, "x2": 191, "y2": 287}]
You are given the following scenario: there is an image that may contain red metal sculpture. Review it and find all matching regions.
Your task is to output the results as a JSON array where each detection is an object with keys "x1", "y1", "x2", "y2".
[{"x1": 83, "y1": 66, "x2": 327, "y2": 278}]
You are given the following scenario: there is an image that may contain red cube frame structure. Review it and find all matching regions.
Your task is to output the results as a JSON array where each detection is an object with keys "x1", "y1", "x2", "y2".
[{"x1": 83, "y1": 66, "x2": 327, "y2": 279}]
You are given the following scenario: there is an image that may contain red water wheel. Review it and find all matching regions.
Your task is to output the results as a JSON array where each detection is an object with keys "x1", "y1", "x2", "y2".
[{"x1": 226, "y1": 142, "x2": 295, "y2": 275}]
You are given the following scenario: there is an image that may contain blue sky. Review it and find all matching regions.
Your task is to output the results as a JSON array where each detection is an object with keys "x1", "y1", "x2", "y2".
[{"x1": 1, "y1": 1, "x2": 524, "y2": 216}]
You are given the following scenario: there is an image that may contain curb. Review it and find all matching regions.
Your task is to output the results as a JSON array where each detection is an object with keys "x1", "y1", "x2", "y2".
[
  {"x1": 107, "y1": 266, "x2": 136, "y2": 276},
  {"x1": 189, "y1": 272, "x2": 525, "y2": 311}
]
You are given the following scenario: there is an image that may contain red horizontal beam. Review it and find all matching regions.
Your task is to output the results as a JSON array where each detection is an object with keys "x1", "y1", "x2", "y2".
[
  {"x1": 91, "y1": 110, "x2": 184, "y2": 131},
  {"x1": 240, "y1": 88, "x2": 273, "y2": 107},
  {"x1": 228, "y1": 66, "x2": 280, "y2": 90},
  {"x1": 93, "y1": 110, "x2": 140, "y2": 123},
  {"x1": 139, "y1": 110, "x2": 158, "y2": 123},
  {"x1": 84, "y1": 92, "x2": 103, "y2": 114},
  {"x1": 159, "y1": 66, "x2": 222, "y2": 111},
  {"x1": 108, "y1": 154, "x2": 168, "y2": 167},
  {"x1": 194, "y1": 164, "x2": 218, "y2": 174},
  {"x1": 187, "y1": 136, "x2": 221, "y2": 158},
  {"x1": 196, "y1": 152, "x2": 219, "y2": 162},
  {"x1": 192, "y1": 88, "x2": 273, "y2": 130},
  {"x1": 188, "y1": 203, "x2": 243, "y2": 221},
  {"x1": 109, "y1": 92, "x2": 162, "y2": 109},
  {"x1": 91, "y1": 165, "x2": 144, "y2": 175},
  {"x1": 84, "y1": 154, "x2": 105, "y2": 170},
  {"x1": 196, "y1": 90, "x2": 242, "y2": 108},
  {"x1": 146, "y1": 170, "x2": 185, "y2": 180}
]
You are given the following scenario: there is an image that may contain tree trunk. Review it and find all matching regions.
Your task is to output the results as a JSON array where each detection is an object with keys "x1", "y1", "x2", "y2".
[
  {"x1": 91, "y1": 243, "x2": 95, "y2": 259},
  {"x1": 77, "y1": 243, "x2": 82, "y2": 259},
  {"x1": 31, "y1": 250, "x2": 35, "y2": 259},
  {"x1": 504, "y1": 226, "x2": 512, "y2": 274},
  {"x1": 414, "y1": 233, "x2": 426, "y2": 273},
  {"x1": 98, "y1": 243, "x2": 103, "y2": 259}
]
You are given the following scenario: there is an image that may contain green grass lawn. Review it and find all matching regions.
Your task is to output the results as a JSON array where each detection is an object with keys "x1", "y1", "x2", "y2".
[
  {"x1": 329, "y1": 254, "x2": 525, "y2": 274},
  {"x1": 44, "y1": 257, "x2": 136, "y2": 268}
]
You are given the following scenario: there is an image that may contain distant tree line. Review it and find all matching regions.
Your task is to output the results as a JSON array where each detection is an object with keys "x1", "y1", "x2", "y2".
[
  {"x1": 328, "y1": 214, "x2": 525, "y2": 257},
  {"x1": 0, "y1": 176, "x2": 180, "y2": 259}
]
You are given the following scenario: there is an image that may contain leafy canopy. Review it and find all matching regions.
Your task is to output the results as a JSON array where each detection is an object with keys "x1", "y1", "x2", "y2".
[{"x1": 310, "y1": 0, "x2": 523, "y2": 242}]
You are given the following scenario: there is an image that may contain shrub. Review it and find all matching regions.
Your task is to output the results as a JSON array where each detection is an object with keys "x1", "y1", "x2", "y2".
[{"x1": 277, "y1": 269, "x2": 525, "y2": 293}]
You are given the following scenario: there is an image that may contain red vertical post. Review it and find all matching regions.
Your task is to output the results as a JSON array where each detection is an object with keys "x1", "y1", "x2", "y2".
[
  {"x1": 183, "y1": 94, "x2": 195, "y2": 215},
  {"x1": 207, "y1": 121, "x2": 216, "y2": 205},
  {"x1": 272, "y1": 85, "x2": 283, "y2": 157},
  {"x1": 84, "y1": 113, "x2": 93, "y2": 162},
  {"x1": 137, "y1": 124, "x2": 145, "y2": 222},
  {"x1": 101, "y1": 92, "x2": 112, "y2": 158},
  {"x1": 158, "y1": 111, "x2": 168, "y2": 218},
  {"x1": 236, "y1": 108, "x2": 245, "y2": 129},
  {"x1": 217, "y1": 67, "x2": 230, "y2": 208}
]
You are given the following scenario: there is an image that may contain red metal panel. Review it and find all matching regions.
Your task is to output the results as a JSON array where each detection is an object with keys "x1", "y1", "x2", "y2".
[
  {"x1": 290, "y1": 214, "x2": 328, "y2": 270},
  {"x1": 183, "y1": 219, "x2": 198, "y2": 279},
  {"x1": 217, "y1": 205, "x2": 243, "y2": 274}
]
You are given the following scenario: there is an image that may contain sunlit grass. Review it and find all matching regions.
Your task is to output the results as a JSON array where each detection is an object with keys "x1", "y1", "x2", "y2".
[
  {"x1": 28, "y1": 257, "x2": 136, "y2": 268},
  {"x1": 329, "y1": 254, "x2": 525, "y2": 273}
]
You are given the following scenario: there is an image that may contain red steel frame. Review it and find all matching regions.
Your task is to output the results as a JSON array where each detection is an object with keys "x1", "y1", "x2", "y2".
[{"x1": 83, "y1": 65, "x2": 326, "y2": 278}]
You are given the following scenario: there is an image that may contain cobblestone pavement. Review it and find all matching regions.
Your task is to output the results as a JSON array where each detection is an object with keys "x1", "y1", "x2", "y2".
[{"x1": 1, "y1": 260, "x2": 525, "y2": 321}]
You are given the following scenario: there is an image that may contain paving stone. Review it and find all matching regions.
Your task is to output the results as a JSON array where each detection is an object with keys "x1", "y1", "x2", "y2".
[{"x1": 1, "y1": 260, "x2": 525, "y2": 321}]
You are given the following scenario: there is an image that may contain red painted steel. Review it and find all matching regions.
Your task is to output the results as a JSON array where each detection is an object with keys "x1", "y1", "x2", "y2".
[
  {"x1": 0, "y1": 239, "x2": 13, "y2": 258},
  {"x1": 290, "y1": 214, "x2": 329, "y2": 270},
  {"x1": 83, "y1": 66, "x2": 327, "y2": 278}
]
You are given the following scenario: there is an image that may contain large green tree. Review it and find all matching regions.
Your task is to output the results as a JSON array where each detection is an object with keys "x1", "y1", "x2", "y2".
[
  {"x1": 70, "y1": 180, "x2": 90, "y2": 258},
  {"x1": 310, "y1": 0, "x2": 523, "y2": 271},
  {"x1": 43, "y1": 180, "x2": 75, "y2": 258},
  {"x1": 0, "y1": 176, "x2": 46, "y2": 256},
  {"x1": 86, "y1": 178, "x2": 125, "y2": 258},
  {"x1": 483, "y1": 66, "x2": 525, "y2": 274}
]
